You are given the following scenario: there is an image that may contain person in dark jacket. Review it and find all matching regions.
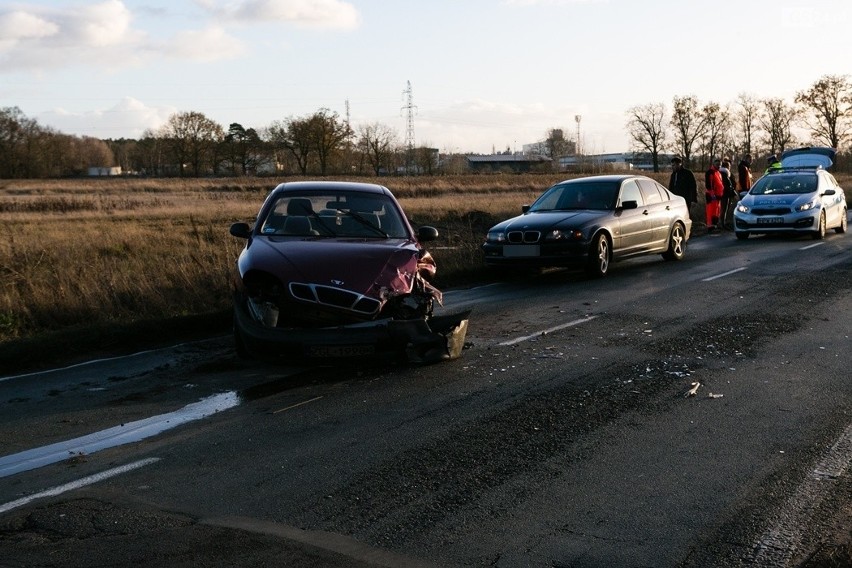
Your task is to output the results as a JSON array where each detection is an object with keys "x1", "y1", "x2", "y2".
[
  {"x1": 719, "y1": 158, "x2": 737, "y2": 229},
  {"x1": 668, "y1": 156, "x2": 697, "y2": 214}
]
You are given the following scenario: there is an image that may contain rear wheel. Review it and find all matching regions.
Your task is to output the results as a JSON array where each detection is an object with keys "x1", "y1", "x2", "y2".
[
  {"x1": 661, "y1": 223, "x2": 686, "y2": 261},
  {"x1": 834, "y1": 209, "x2": 847, "y2": 234},
  {"x1": 585, "y1": 233, "x2": 610, "y2": 278},
  {"x1": 813, "y1": 212, "x2": 826, "y2": 240}
]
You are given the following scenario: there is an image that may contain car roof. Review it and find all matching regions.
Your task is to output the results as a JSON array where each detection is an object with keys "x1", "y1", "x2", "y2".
[
  {"x1": 557, "y1": 174, "x2": 650, "y2": 184},
  {"x1": 271, "y1": 180, "x2": 392, "y2": 195}
]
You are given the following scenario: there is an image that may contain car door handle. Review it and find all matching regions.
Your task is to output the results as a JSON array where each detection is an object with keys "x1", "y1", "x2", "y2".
[{"x1": 642, "y1": 210, "x2": 650, "y2": 215}]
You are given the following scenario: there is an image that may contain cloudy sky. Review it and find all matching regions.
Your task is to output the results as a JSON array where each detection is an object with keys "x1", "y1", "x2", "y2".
[{"x1": 1, "y1": 0, "x2": 850, "y2": 154}]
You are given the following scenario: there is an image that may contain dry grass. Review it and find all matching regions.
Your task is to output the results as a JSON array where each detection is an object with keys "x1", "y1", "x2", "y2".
[
  {"x1": 2, "y1": 171, "x2": 848, "y2": 370},
  {"x1": 0, "y1": 175, "x2": 569, "y2": 353}
]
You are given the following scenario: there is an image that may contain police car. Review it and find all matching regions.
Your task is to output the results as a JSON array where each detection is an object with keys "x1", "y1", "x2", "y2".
[{"x1": 733, "y1": 147, "x2": 847, "y2": 240}]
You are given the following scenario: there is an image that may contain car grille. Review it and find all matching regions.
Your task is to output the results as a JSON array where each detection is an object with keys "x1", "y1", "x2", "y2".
[
  {"x1": 752, "y1": 207, "x2": 792, "y2": 215},
  {"x1": 507, "y1": 230, "x2": 541, "y2": 243},
  {"x1": 289, "y1": 283, "x2": 381, "y2": 315}
]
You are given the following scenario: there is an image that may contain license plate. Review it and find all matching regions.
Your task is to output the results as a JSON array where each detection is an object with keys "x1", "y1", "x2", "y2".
[
  {"x1": 306, "y1": 344, "x2": 375, "y2": 357},
  {"x1": 757, "y1": 217, "x2": 784, "y2": 224},
  {"x1": 503, "y1": 244, "x2": 540, "y2": 257}
]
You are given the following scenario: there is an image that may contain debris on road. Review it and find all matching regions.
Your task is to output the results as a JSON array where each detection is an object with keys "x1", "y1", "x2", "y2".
[{"x1": 686, "y1": 382, "x2": 701, "y2": 397}]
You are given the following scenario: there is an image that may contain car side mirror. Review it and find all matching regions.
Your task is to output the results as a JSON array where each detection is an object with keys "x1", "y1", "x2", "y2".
[
  {"x1": 418, "y1": 226, "x2": 439, "y2": 242},
  {"x1": 522, "y1": 204, "x2": 531, "y2": 213},
  {"x1": 230, "y1": 222, "x2": 251, "y2": 239},
  {"x1": 620, "y1": 200, "x2": 639, "y2": 210}
]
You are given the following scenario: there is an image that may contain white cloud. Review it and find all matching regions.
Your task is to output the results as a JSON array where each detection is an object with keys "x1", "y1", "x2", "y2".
[
  {"x1": 38, "y1": 97, "x2": 176, "y2": 139},
  {"x1": 166, "y1": 26, "x2": 246, "y2": 62},
  {"x1": 0, "y1": 10, "x2": 59, "y2": 42},
  {"x1": 209, "y1": 0, "x2": 361, "y2": 29},
  {"x1": 0, "y1": 1, "x2": 147, "y2": 71}
]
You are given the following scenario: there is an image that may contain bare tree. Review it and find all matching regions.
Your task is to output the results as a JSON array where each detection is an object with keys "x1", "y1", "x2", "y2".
[
  {"x1": 160, "y1": 111, "x2": 224, "y2": 176},
  {"x1": 670, "y1": 95, "x2": 707, "y2": 166},
  {"x1": 699, "y1": 102, "x2": 732, "y2": 162},
  {"x1": 310, "y1": 108, "x2": 351, "y2": 176},
  {"x1": 544, "y1": 128, "x2": 573, "y2": 160},
  {"x1": 358, "y1": 122, "x2": 398, "y2": 176},
  {"x1": 626, "y1": 103, "x2": 667, "y2": 172},
  {"x1": 265, "y1": 118, "x2": 312, "y2": 175},
  {"x1": 795, "y1": 74, "x2": 852, "y2": 149},
  {"x1": 760, "y1": 98, "x2": 798, "y2": 155},
  {"x1": 734, "y1": 93, "x2": 761, "y2": 157}
]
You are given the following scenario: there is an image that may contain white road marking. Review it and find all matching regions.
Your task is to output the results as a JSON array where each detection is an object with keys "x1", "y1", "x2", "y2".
[
  {"x1": 749, "y1": 423, "x2": 852, "y2": 566},
  {"x1": 0, "y1": 458, "x2": 161, "y2": 514},
  {"x1": 0, "y1": 392, "x2": 238, "y2": 478},
  {"x1": 273, "y1": 396, "x2": 324, "y2": 414},
  {"x1": 498, "y1": 316, "x2": 597, "y2": 346},
  {"x1": 701, "y1": 267, "x2": 747, "y2": 282},
  {"x1": 799, "y1": 242, "x2": 825, "y2": 250}
]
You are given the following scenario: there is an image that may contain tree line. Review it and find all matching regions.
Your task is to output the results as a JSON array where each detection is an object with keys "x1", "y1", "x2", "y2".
[
  {"x1": 626, "y1": 74, "x2": 852, "y2": 172},
  {"x1": 0, "y1": 105, "x2": 459, "y2": 179},
  {"x1": 2, "y1": 74, "x2": 851, "y2": 179}
]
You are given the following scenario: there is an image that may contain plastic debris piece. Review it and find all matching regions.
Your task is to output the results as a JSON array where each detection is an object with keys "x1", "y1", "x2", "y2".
[
  {"x1": 686, "y1": 382, "x2": 701, "y2": 397},
  {"x1": 708, "y1": 393, "x2": 724, "y2": 399}
]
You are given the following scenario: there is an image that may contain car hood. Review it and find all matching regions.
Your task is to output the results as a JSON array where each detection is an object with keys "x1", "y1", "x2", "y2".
[
  {"x1": 244, "y1": 237, "x2": 422, "y2": 296},
  {"x1": 491, "y1": 210, "x2": 604, "y2": 231},
  {"x1": 742, "y1": 193, "x2": 814, "y2": 208}
]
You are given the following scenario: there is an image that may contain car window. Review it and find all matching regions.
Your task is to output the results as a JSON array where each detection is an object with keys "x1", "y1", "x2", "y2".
[
  {"x1": 261, "y1": 193, "x2": 409, "y2": 238},
  {"x1": 750, "y1": 174, "x2": 817, "y2": 195},
  {"x1": 619, "y1": 180, "x2": 643, "y2": 206},
  {"x1": 637, "y1": 179, "x2": 663, "y2": 204},
  {"x1": 530, "y1": 181, "x2": 619, "y2": 211}
]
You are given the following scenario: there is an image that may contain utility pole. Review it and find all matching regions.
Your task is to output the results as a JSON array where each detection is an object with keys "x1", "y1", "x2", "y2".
[
  {"x1": 402, "y1": 80, "x2": 417, "y2": 174},
  {"x1": 575, "y1": 114, "x2": 582, "y2": 156}
]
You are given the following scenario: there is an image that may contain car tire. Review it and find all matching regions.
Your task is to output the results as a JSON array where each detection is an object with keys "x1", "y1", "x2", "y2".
[
  {"x1": 662, "y1": 222, "x2": 686, "y2": 261},
  {"x1": 735, "y1": 231, "x2": 749, "y2": 240},
  {"x1": 834, "y1": 209, "x2": 847, "y2": 234},
  {"x1": 585, "y1": 233, "x2": 610, "y2": 278},
  {"x1": 233, "y1": 314, "x2": 252, "y2": 359},
  {"x1": 813, "y1": 212, "x2": 826, "y2": 240}
]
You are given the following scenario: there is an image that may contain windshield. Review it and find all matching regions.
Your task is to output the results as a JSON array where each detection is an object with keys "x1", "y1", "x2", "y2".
[
  {"x1": 528, "y1": 181, "x2": 619, "y2": 212},
  {"x1": 750, "y1": 174, "x2": 817, "y2": 195},
  {"x1": 259, "y1": 192, "x2": 409, "y2": 238}
]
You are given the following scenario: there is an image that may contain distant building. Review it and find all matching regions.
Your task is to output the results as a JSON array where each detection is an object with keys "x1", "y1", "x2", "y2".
[
  {"x1": 467, "y1": 154, "x2": 552, "y2": 173},
  {"x1": 87, "y1": 166, "x2": 122, "y2": 176},
  {"x1": 558, "y1": 152, "x2": 675, "y2": 172}
]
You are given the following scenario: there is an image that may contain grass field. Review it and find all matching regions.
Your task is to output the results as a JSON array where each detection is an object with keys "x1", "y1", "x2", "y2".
[{"x1": 2, "y1": 171, "x2": 845, "y2": 373}]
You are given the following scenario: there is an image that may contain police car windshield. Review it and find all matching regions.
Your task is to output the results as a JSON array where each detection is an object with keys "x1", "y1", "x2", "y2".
[{"x1": 750, "y1": 174, "x2": 817, "y2": 195}]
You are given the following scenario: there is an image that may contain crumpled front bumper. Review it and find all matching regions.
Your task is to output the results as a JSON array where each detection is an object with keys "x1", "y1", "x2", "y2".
[{"x1": 234, "y1": 304, "x2": 471, "y2": 364}]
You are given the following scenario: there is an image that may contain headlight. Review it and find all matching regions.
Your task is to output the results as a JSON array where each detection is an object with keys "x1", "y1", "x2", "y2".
[
  {"x1": 736, "y1": 203, "x2": 750, "y2": 214},
  {"x1": 486, "y1": 231, "x2": 506, "y2": 243},
  {"x1": 544, "y1": 229, "x2": 584, "y2": 241},
  {"x1": 795, "y1": 200, "x2": 819, "y2": 212}
]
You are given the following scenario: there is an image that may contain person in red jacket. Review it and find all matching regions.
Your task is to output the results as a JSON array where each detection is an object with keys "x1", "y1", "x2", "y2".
[{"x1": 705, "y1": 158, "x2": 725, "y2": 232}]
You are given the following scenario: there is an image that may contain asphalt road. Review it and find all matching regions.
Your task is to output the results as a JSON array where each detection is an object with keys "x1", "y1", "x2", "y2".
[{"x1": 1, "y1": 228, "x2": 851, "y2": 567}]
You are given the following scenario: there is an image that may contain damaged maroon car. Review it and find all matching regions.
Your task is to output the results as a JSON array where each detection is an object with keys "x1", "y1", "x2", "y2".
[{"x1": 229, "y1": 181, "x2": 470, "y2": 363}]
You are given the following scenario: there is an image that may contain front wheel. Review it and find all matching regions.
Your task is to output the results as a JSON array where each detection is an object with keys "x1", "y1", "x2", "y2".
[
  {"x1": 585, "y1": 233, "x2": 610, "y2": 278},
  {"x1": 834, "y1": 209, "x2": 847, "y2": 234},
  {"x1": 735, "y1": 231, "x2": 749, "y2": 240},
  {"x1": 661, "y1": 223, "x2": 686, "y2": 261},
  {"x1": 813, "y1": 212, "x2": 826, "y2": 240}
]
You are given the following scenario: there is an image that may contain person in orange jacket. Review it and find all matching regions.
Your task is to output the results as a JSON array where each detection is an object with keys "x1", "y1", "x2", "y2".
[{"x1": 705, "y1": 158, "x2": 725, "y2": 232}]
